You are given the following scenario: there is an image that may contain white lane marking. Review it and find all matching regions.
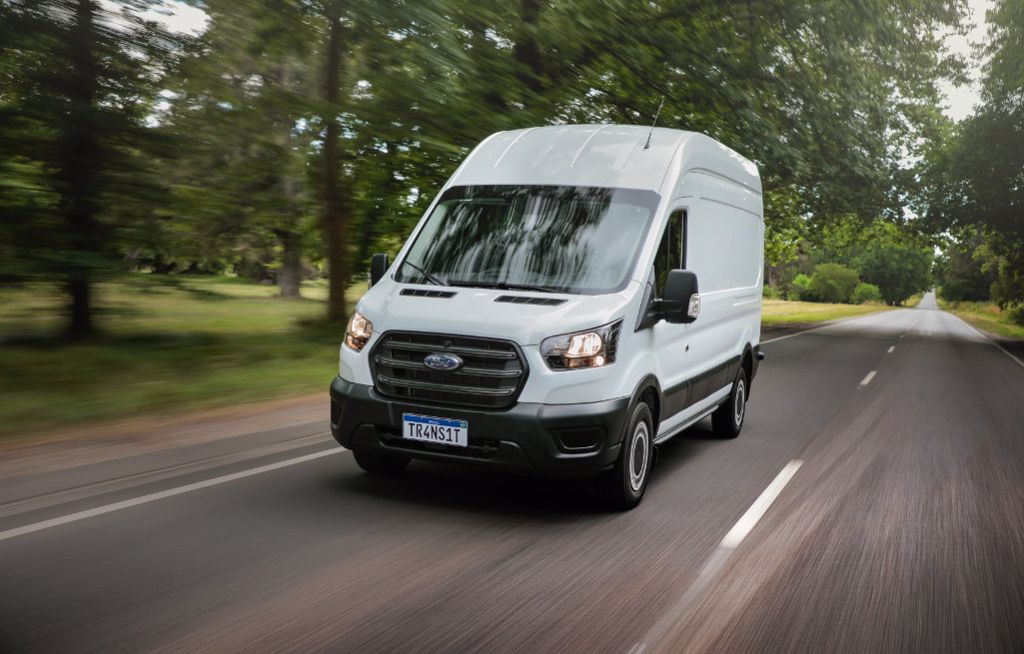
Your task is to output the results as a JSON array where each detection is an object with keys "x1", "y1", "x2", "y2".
[
  {"x1": 720, "y1": 460, "x2": 803, "y2": 549},
  {"x1": 0, "y1": 449, "x2": 340, "y2": 543},
  {"x1": 631, "y1": 460, "x2": 803, "y2": 652},
  {"x1": 0, "y1": 432, "x2": 334, "y2": 520},
  {"x1": 859, "y1": 370, "x2": 877, "y2": 387},
  {"x1": 887, "y1": 346, "x2": 895, "y2": 353}
]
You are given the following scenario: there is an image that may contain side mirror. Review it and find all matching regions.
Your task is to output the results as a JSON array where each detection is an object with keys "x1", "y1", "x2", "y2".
[
  {"x1": 369, "y1": 253, "x2": 389, "y2": 287},
  {"x1": 662, "y1": 270, "x2": 700, "y2": 324}
]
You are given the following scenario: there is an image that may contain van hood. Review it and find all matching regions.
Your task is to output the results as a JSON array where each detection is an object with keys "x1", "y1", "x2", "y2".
[{"x1": 356, "y1": 281, "x2": 639, "y2": 346}]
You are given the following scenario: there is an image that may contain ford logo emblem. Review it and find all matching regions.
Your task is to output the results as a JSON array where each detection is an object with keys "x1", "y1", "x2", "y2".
[{"x1": 424, "y1": 352, "x2": 463, "y2": 371}]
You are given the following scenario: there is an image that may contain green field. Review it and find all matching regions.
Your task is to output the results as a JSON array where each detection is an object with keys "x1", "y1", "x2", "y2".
[
  {"x1": 0, "y1": 275, "x2": 366, "y2": 438},
  {"x1": 939, "y1": 300, "x2": 1024, "y2": 340},
  {"x1": 761, "y1": 299, "x2": 893, "y2": 327}
]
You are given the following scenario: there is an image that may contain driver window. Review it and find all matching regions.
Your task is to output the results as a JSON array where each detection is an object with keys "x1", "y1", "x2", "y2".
[{"x1": 653, "y1": 210, "x2": 686, "y2": 298}]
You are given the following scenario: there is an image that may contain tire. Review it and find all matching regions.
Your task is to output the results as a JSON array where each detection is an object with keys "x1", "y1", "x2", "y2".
[
  {"x1": 597, "y1": 402, "x2": 654, "y2": 510},
  {"x1": 712, "y1": 365, "x2": 748, "y2": 438},
  {"x1": 352, "y1": 449, "x2": 410, "y2": 476}
]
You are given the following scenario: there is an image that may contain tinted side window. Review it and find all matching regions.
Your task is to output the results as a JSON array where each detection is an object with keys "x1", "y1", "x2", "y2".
[{"x1": 653, "y1": 211, "x2": 685, "y2": 298}]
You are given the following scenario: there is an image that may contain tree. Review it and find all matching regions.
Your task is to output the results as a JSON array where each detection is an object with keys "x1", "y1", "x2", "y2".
[
  {"x1": 162, "y1": 0, "x2": 319, "y2": 297},
  {"x1": 935, "y1": 231, "x2": 997, "y2": 302},
  {"x1": 856, "y1": 245, "x2": 932, "y2": 305},
  {"x1": 0, "y1": 0, "x2": 180, "y2": 335},
  {"x1": 810, "y1": 263, "x2": 861, "y2": 304},
  {"x1": 921, "y1": 0, "x2": 1023, "y2": 306}
]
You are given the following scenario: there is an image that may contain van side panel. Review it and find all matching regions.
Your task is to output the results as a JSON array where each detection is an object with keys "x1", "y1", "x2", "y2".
[{"x1": 669, "y1": 171, "x2": 763, "y2": 426}]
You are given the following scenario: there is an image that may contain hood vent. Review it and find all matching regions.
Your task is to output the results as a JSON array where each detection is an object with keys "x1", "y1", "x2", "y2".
[
  {"x1": 400, "y1": 289, "x2": 456, "y2": 299},
  {"x1": 494, "y1": 295, "x2": 566, "y2": 306}
]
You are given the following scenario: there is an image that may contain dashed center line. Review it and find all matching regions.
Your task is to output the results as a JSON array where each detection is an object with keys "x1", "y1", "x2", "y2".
[
  {"x1": 887, "y1": 345, "x2": 895, "y2": 353},
  {"x1": 630, "y1": 460, "x2": 803, "y2": 653},
  {"x1": 859, "y1": 370, "x2": 877, "y2": 386},
  {"x1": 720, "y1": 460, "x2": 803, "y2": 549}
]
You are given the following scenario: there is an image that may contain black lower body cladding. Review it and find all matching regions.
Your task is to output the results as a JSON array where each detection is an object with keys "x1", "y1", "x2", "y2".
[{"x1": 329, "y1": 376, "x2": 630, "y2": 478}]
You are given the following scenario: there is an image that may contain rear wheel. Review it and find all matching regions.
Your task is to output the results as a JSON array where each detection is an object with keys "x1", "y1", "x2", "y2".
[
  {"x1": 712, "y1": 365, "x2": 748, "y2": 438},
  {"x1": 352, "y1": 449, "x2": 410, "y2": 476},
  {"x1": 598, "y1": 402, "x2": 654, "y2": 510}
]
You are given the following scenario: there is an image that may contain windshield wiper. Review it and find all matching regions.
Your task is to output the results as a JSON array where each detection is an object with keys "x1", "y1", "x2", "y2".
[
  {"x1": 399, "y1": 259, "x2": 448, "y2": 286},
  {"x1": 448, "y1": 280, "x2": 566, "y2": 294}
]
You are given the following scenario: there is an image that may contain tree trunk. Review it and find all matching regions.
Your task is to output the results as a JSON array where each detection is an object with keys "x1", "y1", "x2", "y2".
[
  {"x1": 278, "y1": 229, "x2": 302, "y2": 298},
  {"x1": 61, "y1": 0, "x2": 102, "y2": 338},
  {"x1": 278, "y1": 132, "x2": 303, "y2": 299},
  {"x1": 67, "y1": 274, "x2": 92, "y2": 335},
  {"x1": 322, "y1": 13, "x2": 350, "y2": 323}
]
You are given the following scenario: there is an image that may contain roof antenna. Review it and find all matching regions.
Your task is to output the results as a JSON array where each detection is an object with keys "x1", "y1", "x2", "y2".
[{"x1": 643, "y1": 98, "x2": 665, "y2": 150}]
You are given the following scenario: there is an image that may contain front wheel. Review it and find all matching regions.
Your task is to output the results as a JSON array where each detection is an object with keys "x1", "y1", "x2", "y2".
[
  {"x1": 597, "y1": 402, "x2": 654, "y2": 510},
  {"x1": 352, "y1": 449, "x2": 410, "y2": 476},
  {"x1": 712, "y1": 366, "x2": 748, "y2": 438}
]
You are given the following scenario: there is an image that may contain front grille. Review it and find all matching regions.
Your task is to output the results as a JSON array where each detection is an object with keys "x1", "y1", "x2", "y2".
[{"x1": 370, "y1": 332, "x2": 527, "y2": 409}]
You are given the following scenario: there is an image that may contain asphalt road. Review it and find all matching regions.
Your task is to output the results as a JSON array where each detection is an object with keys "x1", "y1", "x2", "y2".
[{"x1": 2, "y1": 292, "x2": 1023, "y2": 653}]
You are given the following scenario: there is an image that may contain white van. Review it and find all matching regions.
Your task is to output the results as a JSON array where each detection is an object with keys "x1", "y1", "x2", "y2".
[{"x1": 330, "y1": 125, "x2": 763, "y2": 508}]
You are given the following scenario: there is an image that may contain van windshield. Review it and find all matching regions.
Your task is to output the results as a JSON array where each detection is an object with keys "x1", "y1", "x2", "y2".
[{"x1": 396, "y1": 185, "x2": 660, "y2": 295}]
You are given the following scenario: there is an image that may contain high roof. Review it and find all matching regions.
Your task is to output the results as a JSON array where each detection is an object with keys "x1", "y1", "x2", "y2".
[{"x1": 446, "y1": 125, "x2": 760, "y2": 195}]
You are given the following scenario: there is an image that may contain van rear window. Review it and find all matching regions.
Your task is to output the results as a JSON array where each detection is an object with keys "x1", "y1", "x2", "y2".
[{"x1": 396, "y1": 185, "x2": 659, "y2": 295}]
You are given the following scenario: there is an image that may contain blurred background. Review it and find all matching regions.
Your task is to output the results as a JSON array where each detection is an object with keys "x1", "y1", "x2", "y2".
[{"x1": 1, "y1": 0, "x2": 1022, "y2": 437}]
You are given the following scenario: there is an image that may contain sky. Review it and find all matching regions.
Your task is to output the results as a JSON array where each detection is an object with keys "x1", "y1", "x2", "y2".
[
  {"x1": 145, "y1": 0, "x2": 993, "y2": 123},
  {"x1": 939, "y1": 0, "x2": 994, "y2": 121},
  {"x1": 141, "y1": 0, "x2": 209, "y2": 35}
]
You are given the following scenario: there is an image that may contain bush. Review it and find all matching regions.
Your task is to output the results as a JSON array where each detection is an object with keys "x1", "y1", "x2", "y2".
[
  {"x1": 851, "y1": 282, "x2": 881, "y2": 304},
  {"x1": 789, "y1": 273, "x2": 814, "y2": 301},
  {"x1": 809, "y1": 263, "x2": 860, "y2": 303},
  {"x1": 1008, "y1": 305, "x2": 1024, "y2": 327},
  {"x1": 763, "y1": 285, "x2": 782, "y2": 299}
]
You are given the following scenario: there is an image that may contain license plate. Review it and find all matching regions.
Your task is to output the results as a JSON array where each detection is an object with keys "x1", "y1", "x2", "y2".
[{"x1": 402, "y1": 413, "x2": 468, "y2": 447}]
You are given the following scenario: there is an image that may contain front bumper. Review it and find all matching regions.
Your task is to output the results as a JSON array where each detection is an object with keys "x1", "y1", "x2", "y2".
[{"x1": 329, "y1": 376, "x2": 630, "y2": 478}]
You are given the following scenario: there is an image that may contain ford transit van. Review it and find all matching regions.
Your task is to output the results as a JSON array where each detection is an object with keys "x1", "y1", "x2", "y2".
[{"x1": 330, "y1": 125, "x2": 763, "y2": 508}]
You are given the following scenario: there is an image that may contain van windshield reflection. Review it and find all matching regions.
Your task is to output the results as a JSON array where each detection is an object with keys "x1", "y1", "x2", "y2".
[{"x1": 396, "y1": 185, "x2": 660, "y2": 295}]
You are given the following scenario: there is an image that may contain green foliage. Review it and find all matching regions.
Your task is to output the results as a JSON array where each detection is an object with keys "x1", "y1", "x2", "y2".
[
  {"x1": 990, "y1": 248, "x2": 1024, "y2": 309},
  {"x1": 918, "y1": 0, "x2": 1024, "y2": 308},
  {"x1": 790, "y1": 273, "x2": 814, "y2": 301},
  {"x1": 0, "y1": 0, "x2": 184, "y2": 333},
  {"x1": 763, "y1": 186, "x2": 804, "y2": 268},
  {"x1": 809, "y1": 263, "x2": 861, "y2": 304},
  {"x1": 1008, "y1": 305, "x2": 1024, "y2": 327},
  {"x1": 856, "y1": 245, "x2": 933, "y2": 305},
  {"x1": 935, "y1": 231, "x2": 997, "y2": 302},
  {"x1": 852, "y1": 282, "x2": 882, "y2": 304},
  {"x1": 1, "y1": 0, "x2": 973, "y2": 334}
]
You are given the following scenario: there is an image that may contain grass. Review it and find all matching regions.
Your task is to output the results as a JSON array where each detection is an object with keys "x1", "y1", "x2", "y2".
[
  {"x1": 938, "y1": 299, "x2": 1024, "y2": 340},
  {"x1": 0, "y1": 274, "x2": 366, "y2": 438},
  {"x1": 761, "y1": 299, "x2": 893, "y2": 327},
  {"x1": 0, "y1": 277, "x2": 916, "y2": 438}
]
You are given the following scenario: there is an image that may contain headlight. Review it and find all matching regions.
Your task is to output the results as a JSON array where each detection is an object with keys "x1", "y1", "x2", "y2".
[
  {"x1": 540, "y1": 320, "x2": 622, "y2": 370},
  {"x1": 344, "y1": 311, "x2": 373, "y2": 352}
]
